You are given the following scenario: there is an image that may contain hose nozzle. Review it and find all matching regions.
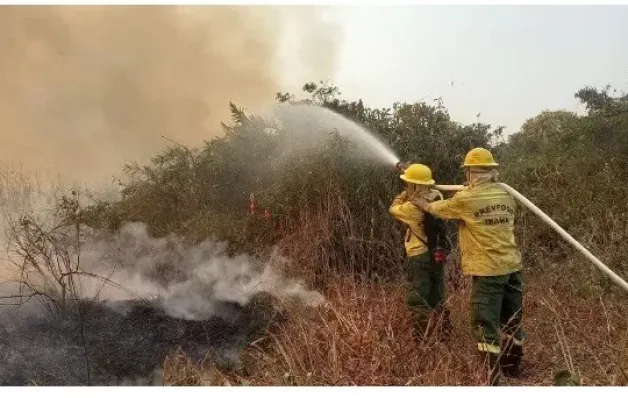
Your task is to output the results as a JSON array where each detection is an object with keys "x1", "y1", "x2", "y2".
[{"x1": 396, "y1": 161, "x2": 412, "y2": 173}]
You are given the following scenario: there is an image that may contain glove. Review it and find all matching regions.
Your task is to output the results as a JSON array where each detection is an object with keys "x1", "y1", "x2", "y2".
[
  {"x1": 396, "y1": 161, "x2": 412, "y2": 173},
  {"x1": 410, "y1": 196, "x2": 430, "y2": 211},
  {"x1": 432, "y1": 247, "x2": 447, "y2": 264}
]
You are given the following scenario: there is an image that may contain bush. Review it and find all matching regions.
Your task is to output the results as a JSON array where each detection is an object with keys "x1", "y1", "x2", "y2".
[
  {"x1": 497, "y1": 87, "x2": 628, "y2": 281},
  {"x1": 76, "y1": 81, "x2": 628, "y2": 289},
  {"x1": 78, "y1": 82, "x2": 499, "y2": 280}
]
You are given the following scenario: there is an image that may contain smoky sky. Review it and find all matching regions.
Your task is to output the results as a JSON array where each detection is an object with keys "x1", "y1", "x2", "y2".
[{"x1": 0, "y1": 6, "x2": 343, "y2": 184}]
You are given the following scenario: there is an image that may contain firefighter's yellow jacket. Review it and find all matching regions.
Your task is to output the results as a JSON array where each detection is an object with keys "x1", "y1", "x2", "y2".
[
  {"x1": 389, "y1": 190, "x2": 440, "y2": 257},
  {"x1": 426, "y1": 182, "x2": 521, "y2": 276}
]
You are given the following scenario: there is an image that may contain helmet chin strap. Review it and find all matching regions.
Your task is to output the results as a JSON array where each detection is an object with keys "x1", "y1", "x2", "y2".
[
  {"x1": 414, "y1": 184, "x2": 430, "y2": 193},
  {"x1": 407, "y1": 183, "x2": 429, "y2": 199}
]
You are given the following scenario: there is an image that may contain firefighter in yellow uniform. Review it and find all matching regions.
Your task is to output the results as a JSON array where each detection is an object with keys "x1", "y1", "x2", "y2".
[
  {"x1": 390, "y1": 163, "x2": 452, "y2": 342},
  {"x1": 413, "y1": 148, "x2": 525, "y2": 386}
]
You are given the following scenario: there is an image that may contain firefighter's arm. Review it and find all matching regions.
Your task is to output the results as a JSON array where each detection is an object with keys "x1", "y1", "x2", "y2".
[
  {"x1": 390, "y1": 193, "x2": 421, "y2": 226},
  {"x1": 424, "y1": 192, "x2": 466, "y2": 221},
  {"x1": 390, "y1": 191, "x2": 408, "y2": 207}
]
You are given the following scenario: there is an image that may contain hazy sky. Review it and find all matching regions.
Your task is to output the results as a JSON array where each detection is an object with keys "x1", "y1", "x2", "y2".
[
  {"x1": 296, "y1": 5, "x2": 628, "y2": 134},
  {"x1": 2, "y1": 5, "x2": 628, "y2": 185}
]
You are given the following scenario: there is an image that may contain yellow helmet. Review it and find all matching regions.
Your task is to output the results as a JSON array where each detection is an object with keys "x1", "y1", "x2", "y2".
[
  {"x1": 462, "y1": 147, "x2": 499, "y2": 168},
  {"x1": 400, "y1": 164, "x2": 435, "y2": 185}
]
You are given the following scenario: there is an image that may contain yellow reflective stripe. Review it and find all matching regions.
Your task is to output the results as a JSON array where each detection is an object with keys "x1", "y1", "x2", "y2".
[{"x1": 477, "y1": 342, "x2": 501, "y2": 354}]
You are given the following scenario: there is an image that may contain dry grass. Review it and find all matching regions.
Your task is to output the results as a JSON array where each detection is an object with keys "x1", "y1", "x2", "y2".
[
  {"x1": 162, "y1": 257, "x2": 628, "y2": 386},
  {"x1": 6, "y1": 164, "x2": 626, "y2": 386},
  {"x1": 241, "y1": 275, "x2": 482, "y2": 386}
]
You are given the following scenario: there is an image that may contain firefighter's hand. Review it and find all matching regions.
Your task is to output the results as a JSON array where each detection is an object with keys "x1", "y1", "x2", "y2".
[
  {"x1": 410, "y1": 197, "x2": 430, "y2": 211},
  {"x1": 432, "y1": 248, "x2": 448, "y2": 264},
  {"x1": 396, "y1": 161, "x2": 411, "y2": 173}
]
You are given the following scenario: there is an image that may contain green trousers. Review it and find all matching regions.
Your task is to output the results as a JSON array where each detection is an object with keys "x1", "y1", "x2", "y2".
[
  {"x1": 406, "y1": 252, "x2": 446, "y2": 333},
  {"x1": 470, "y1": 271, "x2": 525, "y2": 354}
]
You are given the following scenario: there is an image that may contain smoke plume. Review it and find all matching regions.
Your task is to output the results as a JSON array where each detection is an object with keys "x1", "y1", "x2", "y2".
[
  {"x1": 0, "y1": 5, "x2": 344, "y2": 184},
  {"x1": 0, "y1": 222, "x2": 323, "y2": 385},
  {"x1": 77, "y1": 222, "x2": 325, "y2": 316}
]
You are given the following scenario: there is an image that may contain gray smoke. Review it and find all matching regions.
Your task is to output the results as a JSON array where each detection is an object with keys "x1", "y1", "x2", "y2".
[
  {"x1": 0, "y1": 222, "x2": 323, "y2": 385},
  {"x1": 77, "y1": 222, "x2": 324, "y2": 318},
  {"x1": 0, "y1": 5, "x2": 345, "y2": 184}
]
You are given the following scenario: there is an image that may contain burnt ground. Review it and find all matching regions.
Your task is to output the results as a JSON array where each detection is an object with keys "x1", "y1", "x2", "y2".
[{"x1": 0, "y1": 294, "x2": 279, "y2": 386}]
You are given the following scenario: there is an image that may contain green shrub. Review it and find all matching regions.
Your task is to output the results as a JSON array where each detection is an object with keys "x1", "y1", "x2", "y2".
[{"x1": 79, "y1": 81, "x2": 628, "y2": 283}]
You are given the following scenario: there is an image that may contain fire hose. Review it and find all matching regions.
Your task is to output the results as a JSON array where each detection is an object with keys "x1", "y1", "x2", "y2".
[{"x1": 433, "y1": 183, "x2": 628, "y2": 294}]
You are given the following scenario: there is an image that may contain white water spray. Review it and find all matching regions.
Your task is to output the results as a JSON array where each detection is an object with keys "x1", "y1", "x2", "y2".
[{"x1": 270, "y1": 103, "x2": 400, "y2": 166}]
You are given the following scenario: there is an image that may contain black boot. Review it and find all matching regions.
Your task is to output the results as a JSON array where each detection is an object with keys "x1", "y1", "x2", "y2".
[
  {"x1": 488, "y1": 353, "x2": 501, "y2": 386},
  {"x1": 440, "y1": 308, "x2": 453, "y2": 338},
  {"x1": 411, "y1": 316, "x2": 431, "y2": 343},
  {"x1": 431, "y1": 308, "x2": 453, "y2": 341},
  {"x1": 412, "y1": 327, "x2": 427, "y2": 343},
  {"x1": 500, "y1": 340, "x2": 523, "y2": 378},
  {"x1": 478, "y1": 351, "x2": 501, "y2": 386}
]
